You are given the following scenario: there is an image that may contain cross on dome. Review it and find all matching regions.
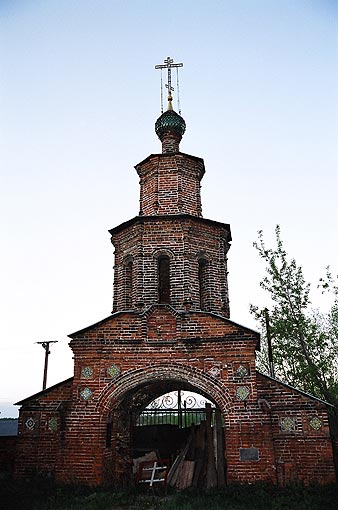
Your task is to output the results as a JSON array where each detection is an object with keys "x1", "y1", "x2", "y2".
[{"x1": 155, "y1": 56, "x2": 183, "y2": 112}]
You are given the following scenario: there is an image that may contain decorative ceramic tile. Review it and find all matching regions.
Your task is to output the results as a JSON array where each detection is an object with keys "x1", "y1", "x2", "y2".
[
  {"x1": 81, "y1": 366, "x2": 93, "y2": 379},
  {"x1": 107, "y1": 364, "x2": 120, "y2": 378},
  {"x1": 48, "y1": 417, "x2": 58, "y2": 432},
  {"x1": 25, "y1": 417, "x2": 35, "y2": 430},
  {"x1": 236, "y1": 386, "x2": 250, "y2": 400},
  {"x1": 80, "y1": 387, "x2": 93, "y2": 400},
  {"x1": 309, "y1": 416, "x2": 322, "y2": 431},
  {"x1": 236, "y1": 365, "x2": 249, "y2": 378},
  {"x1": 208, "y1": 366, "x2": 221, "y2": 378},
  {"x1": 280, "y1": 417, "x2": 295, "y2": 432}
]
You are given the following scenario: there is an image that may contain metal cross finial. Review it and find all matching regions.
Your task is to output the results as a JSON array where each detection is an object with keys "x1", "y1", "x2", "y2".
[{"x1": 155, "y1": 56, "x2": 183, "y2": 113}]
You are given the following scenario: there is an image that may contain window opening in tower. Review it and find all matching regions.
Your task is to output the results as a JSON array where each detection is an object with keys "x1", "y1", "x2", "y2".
[
  {"x1": 199, "y1": 258, "x2": 208, "y2": 310},
  {"x1": 158, "y1": 256, "x2": 170, "y2": 303},
  {"x1": 125, "y1": 260, "x2": 133, "y2": 308}
]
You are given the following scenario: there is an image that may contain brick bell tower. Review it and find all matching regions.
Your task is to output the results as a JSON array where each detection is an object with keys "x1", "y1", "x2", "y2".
[
  {"x1": 110, "y1": 62, "x2": 231, "y2": 318},
  {"x1": 14, "y1": 57, "x2": 336, "y2": 488}
]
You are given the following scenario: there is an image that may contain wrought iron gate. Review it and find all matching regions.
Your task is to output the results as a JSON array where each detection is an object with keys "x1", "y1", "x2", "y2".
[{"x1": 136, "y1": 391, "x2": 216, "y2": 428}]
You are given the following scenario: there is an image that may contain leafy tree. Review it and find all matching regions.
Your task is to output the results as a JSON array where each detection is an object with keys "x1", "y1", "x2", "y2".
[{"x1": 250, "y1": 225, "x2": 338, "y2": 408}]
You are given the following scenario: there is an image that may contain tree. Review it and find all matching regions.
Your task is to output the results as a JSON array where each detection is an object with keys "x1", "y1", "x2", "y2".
[{"x1": 250, "y1": 225, "x2": 338, "y2": 408}]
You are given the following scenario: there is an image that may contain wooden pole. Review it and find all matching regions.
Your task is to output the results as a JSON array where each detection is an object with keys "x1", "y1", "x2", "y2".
[
  {"x1": 205, "y1": 403, "x2": 217, "y2": 488},
  {"x1": 215, "y1": 408, "x2": 225, "y2": 487},
  {"x1": 192, "y1": 420, "x2": 206, "y2": 487},
  {"x1": 36, "y1": 341, "x2": 58, "y2": 390}
]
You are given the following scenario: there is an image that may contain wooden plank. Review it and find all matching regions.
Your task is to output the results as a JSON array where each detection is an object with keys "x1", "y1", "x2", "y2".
[
  {"x1": 133, "y1": 451, "x2": 157, "y2": 476},
  {"x1": 176, "y1": 462, "x2": 187, "y2": 489},
  {"x1": 170, "y1": 457, "x2": 183, "y2": 487},
  {"x1": 205, "y1": 404, "x2": 217, "y2": 489},
  {"x1": 186, "y1": 424, "x2": 196, "y2": 460},
  {"x1": 192, "y1": 420, "x2": 206, "y2": 487},
  {"x1": 167, "y1": 437, "x2": 191, "y2": 486},
  {"x1": 215, "y1": 408, "x2": 225, "y2": 487},
  {"x1": 186, "y1": 460, "x2": 195, "y2": 488},
  {"x1": 137, "y1": 459, "x2": 170, "y2": 486},
  {"x1": 177, "y1": 460, "x2": 195, "y2": 489}
]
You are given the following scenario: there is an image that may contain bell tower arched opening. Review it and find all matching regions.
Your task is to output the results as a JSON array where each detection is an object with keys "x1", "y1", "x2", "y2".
[
  {"x1": 198, "y1": 257, "x2": 208, "y2": 310},
  {"x1": 158, "y1": 255, "x2": 170, "y2": 303},
  {"x1": 124, "y1": 256, "x2": 133, "y2": 309}
]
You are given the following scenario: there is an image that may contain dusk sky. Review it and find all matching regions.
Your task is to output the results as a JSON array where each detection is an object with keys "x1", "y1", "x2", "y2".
[{"x1": 1, "y1": 0, "x2": 337, "y2": 417}]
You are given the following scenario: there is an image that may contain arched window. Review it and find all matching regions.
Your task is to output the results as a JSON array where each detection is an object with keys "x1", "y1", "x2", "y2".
[
  {"x1": 125, "y1": 258, "x2": 133, "y2": 308},
  {"x1": 198, "y1": 258, "x2": 208, "y2": 309},
  {"x1": 158, "y1": 255, "x2": 170, "y2": 303}
]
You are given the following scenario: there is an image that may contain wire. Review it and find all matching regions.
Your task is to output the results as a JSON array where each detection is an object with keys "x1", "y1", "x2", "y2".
[
  {"x1": 176, "y1": 67, "x2": 181, "y2": 114},
  {"x1": 160, "y1": 69, "x2": 163, "y2": 113}
]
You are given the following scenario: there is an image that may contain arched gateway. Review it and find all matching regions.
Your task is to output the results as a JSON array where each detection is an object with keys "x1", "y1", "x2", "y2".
[
  {"x1": 15, "y1": 58, "x2": 336, "y2": 487},
  {"x1": 96, "y1": 363, "x2": 233, "y2": 485},
  {"x1": 97, "y1": 363, "x2": 232, "y2": 414}
]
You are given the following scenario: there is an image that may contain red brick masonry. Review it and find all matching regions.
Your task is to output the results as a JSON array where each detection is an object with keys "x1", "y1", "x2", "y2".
[
  {"x1": 15, "y1": 309, "x2": 336, "y2": 486},
  {"x1": 14, "y1": 128, "x2": 336, "y2": 486}
]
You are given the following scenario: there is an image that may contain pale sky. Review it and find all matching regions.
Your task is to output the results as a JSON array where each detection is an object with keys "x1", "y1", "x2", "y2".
[{"x1": 1, "y1": 1, "x2": 337, "y2": 418}]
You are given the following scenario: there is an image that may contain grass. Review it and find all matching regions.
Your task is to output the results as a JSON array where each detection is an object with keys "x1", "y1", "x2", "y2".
[
  {"x1": 161, "y1": 484, "x2": 338, "y2": 510},
  {"x1": 0, "y1": 479, "x2": 337, "y2": 510}
]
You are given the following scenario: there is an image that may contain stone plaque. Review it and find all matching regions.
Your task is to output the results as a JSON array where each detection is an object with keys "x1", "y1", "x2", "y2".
[{"x1": 239, "y1": 447, "x2": 259, "y2": 461}]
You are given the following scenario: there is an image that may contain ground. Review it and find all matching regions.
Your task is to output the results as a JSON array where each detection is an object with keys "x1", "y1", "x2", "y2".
[{"x1": 1, "y1": 480, "x2": 337, "y2": 510}]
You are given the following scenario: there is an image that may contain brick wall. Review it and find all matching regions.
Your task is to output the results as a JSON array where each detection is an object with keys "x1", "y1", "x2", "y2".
[
  {"x1": 256, "y1": 372, "x2": 336, "y2": 485},
  {"x1": 0, "y1": 436, "x2": 17, "y2": 476},
  {"x1": 135, "y1": 152, "x2": 205, "y2": 217},
  {"x1": 159, "y1": 129, "x2": 181, "y2": 153},
  {"x1": 14, "y1": 378, "x2": 73, "y2": 480},
  {"x1": 110, "y1": 216, "x2": 231, "y2": 317},
  {"x1": 67, "y1": 326, "x2": 257, "y2": 484},
  {"x1": 14, "y1": 309, "x2": 336, "y2": 486}
]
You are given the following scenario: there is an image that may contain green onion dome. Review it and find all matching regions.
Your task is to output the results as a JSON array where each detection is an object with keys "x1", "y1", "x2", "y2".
[{"x1": 155, "y1": 109, "x2": 186, "y2": 140}]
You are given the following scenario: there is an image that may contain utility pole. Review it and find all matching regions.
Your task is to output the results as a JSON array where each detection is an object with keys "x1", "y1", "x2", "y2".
[
  {"x1": 36, "y1": 341, "x2": 58, "y2": 390},
  {"x1": 264, "y1": 308, "x2": 275, "y2": 378}
]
